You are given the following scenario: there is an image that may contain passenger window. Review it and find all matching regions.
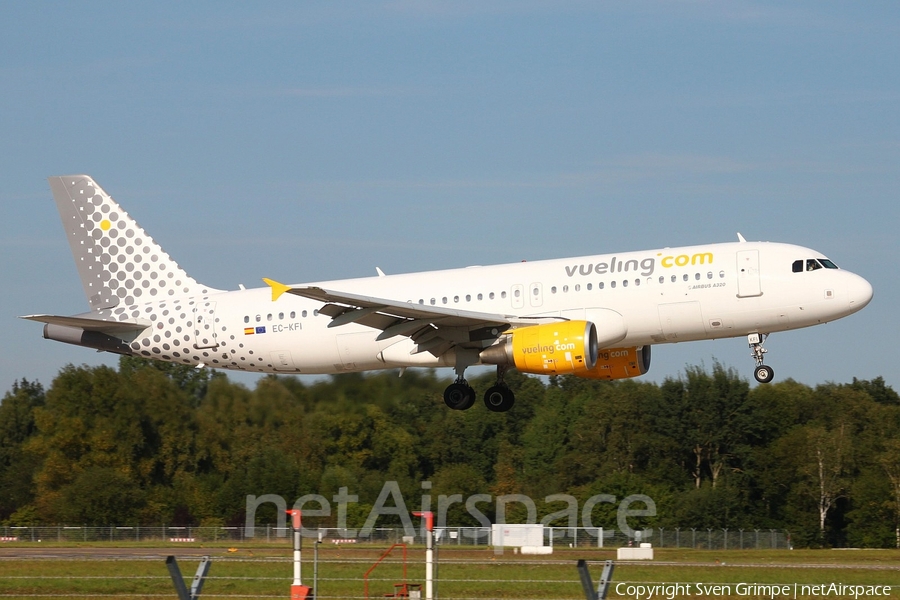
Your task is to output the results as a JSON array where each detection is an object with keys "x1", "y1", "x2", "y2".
[
  {"x1": 719, "y1": 271, "x2": 725, "y2": 278},
  {"x1": 622, "y1": 280, "x2": 628, "y2": 288},
  {"x1": 635, "y1": 279, "x2": 640, "y2": 286},
  {"x1": 278, "y1": 312, "x2": 284, "y2": 320},
  {"x1": 489, "y1": 292, "x2": 495, "y2": 300},
  {"x1": 562, "y1": 285, "x2": 569, "y2": 293},
  {"x1": 551, "y1": 286, "x2": 557, "y2": 294},
  {"x1": 683, "y1": 274, "x2": 689, "y2": 282},
  {"x1": 501, "y1": 291, "x2": 507, "y2": 299},
  {"x1": 442, "y1": 297, "x2": 448, "y2": 304},
  {"x1": 466, "y1": 294, "x2": 471, "y2": 302},
  {"x1": 611, "y1": 281, "x2": 616, "y2": 289},
  {"x1": 574, "y1": 284, "x2": 580, "y2": 292},
  {"x1": 302, "y1": 310, "x2": 308, "y2": 318},
  {"x1": 671, "y1": 275, "x2": 677, "y2": 283},
  {"x1": 255, "y1": 315, "x2": 261, "y2": 323},
  {"x1": 477, "y1": 293, "x2": 483, "y2": 300},
  {"x1": 454, "y1": 295, "x2": 459, "y2": 303},
  {"x1": 244, "y1": 316, "x2": 249, "y2": 323},
  {"x1": 659, "y1": 276, "x2": 664, "y2": 284},
  {"x1": 290, "y1": 311, "x2": 296, "y2": 319},
  {"x1": 695, "y1": 273, "x2": 701, "y2": 280},
  {"x1": 599, "y1": 282, "x2": 604, "y2": 290},
  {"x1": 430, "y1": 298, "x2": 436, "y2": 305},
  {"x1": 792, "y1": 260, "x2": 803, "y2": 273},
  {"x1": 513, "y1": 289, "x2": 520, "y2": 298},
  {"x1": 707, "y1": 272, "x2": 713, "y2": 279},
  {"x1": 587, "y1": 283, "x2": 592, "y2": 291}
]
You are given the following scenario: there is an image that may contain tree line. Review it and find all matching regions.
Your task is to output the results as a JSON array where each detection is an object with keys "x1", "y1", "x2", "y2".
[{"x1": 1, "y1": 356, "x2": 899, "y2": 548}]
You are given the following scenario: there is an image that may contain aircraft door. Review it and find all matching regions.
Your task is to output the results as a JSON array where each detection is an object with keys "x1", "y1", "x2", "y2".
[
  {"x1": 736, "y1": 250, "x2": 762, "y2": 298},
  {"x1": 193, "y1": 302, "x2": 219, "y2": 349},
  {"x1": 529, "y1": 282, "x2": 543, "y2": 307}
]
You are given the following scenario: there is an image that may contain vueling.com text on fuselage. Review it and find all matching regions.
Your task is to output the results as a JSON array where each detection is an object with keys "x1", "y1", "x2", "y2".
[{"x1": 565, "y1": 252, "x2": 714, "y2": 278}]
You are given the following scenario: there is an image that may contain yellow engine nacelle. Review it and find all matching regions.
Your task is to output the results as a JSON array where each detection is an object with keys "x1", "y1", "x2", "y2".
[
  {"x1": 480, "y1": 321, "x2": 599, "y2": 376},
  {"x1": 576, "y1": 346, "x2": 651, "y2": 380}
]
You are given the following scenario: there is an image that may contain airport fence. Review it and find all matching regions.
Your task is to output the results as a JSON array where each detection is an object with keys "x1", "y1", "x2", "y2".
[{"x1": 0, "y1": 525, "x2": 790, "y2": 549}]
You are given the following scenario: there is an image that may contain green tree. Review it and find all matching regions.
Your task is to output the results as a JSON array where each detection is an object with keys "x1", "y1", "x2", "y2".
[
  {"x1": 0, "y1": 379, "x2": 45, "y2": 520},
  {"x1": 878, "y1": 439, "x2": 900, "y2": 547},
  {"x1": 28, "y1": 364, "x2": 197, "y2": 523},
  {"x1": 655, "y1": 363, "x2": 757, "y2": 489}
]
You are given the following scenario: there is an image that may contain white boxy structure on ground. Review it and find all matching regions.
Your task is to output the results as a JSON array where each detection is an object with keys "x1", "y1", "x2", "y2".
[
  {"x1": 617, "y1": 543, "x2": 654, "y2": 560},
  {"x1": 491, "y1": 524, "x2": 544, "y2": 548},
  {"x1": 489, "y1": 524, "x2": 551, "y2": 554},
  {"x1": 491, "y1": 524, "x2": 553, "y2": 555}
]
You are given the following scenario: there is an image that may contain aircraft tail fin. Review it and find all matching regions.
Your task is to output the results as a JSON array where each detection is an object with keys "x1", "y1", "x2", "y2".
[{"x1": 48, "y1": 175, "x2": 218, "y2": 310}]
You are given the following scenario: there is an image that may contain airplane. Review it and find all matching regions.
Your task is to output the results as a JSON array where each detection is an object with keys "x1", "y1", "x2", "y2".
[{"x1": 23, "y1": 175, "x2": 874, "y2": 412}]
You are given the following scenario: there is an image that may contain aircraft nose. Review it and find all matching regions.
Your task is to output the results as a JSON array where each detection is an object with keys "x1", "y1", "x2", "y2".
[{"x1": 848, "y1": 274, "x2": 874, "y2": 311}]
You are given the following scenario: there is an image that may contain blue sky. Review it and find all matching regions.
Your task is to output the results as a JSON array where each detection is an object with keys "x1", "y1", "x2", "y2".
[{"x1": 2, "y1": 2, "x2": 898, "y2": 393}]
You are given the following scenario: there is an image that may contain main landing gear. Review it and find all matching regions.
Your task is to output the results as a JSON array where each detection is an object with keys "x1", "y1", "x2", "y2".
[
  {"x1": 483, "y1": 366, "x2": 515, "y2": 413},
  {"x1": 749, "y1": 333, "x2": 775, "y2": 384},
  {"x1": 443, "y1": 380, "x2": 476, "y2": 410},
  {"x1": 442, "y1": 365, "x2": 516, "y2": 412}
]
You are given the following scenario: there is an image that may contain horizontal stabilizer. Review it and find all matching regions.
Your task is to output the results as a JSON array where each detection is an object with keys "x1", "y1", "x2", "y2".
[{"x1": 20, "y1": 314, "x2": 151, "y2": 334}]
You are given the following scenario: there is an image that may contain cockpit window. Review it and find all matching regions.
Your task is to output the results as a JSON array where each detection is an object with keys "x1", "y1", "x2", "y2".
[{"x1": 794, "y1": 258, "x2": 839, "y2": 273}]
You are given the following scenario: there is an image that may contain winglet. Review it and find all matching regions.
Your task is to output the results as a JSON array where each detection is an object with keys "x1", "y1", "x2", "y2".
[
  {"x1": 737, "y1": 233, "x2": 747, "y2": 243},
  {"x1": 262, "y1": 278, "x2": 292, "y2": 302}
]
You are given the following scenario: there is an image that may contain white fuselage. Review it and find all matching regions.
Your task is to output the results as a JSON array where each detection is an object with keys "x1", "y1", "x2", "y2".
[{"x1": 95, "y1": 240, "x2": 871, "y2": 375}]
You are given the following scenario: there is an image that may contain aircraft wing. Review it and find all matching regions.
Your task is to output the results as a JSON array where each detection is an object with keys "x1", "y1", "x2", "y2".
[
  {"x1": 266, "y1": 280, "x2": 556, "y2": 356},
  {"x1": 21, "y1": 314, "x2": 151, "y2": 334}
]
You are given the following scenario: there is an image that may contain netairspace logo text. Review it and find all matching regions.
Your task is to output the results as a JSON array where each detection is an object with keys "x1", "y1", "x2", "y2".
[{"x1": 616, "y1": 582, "x2": 894, "y2": 600}]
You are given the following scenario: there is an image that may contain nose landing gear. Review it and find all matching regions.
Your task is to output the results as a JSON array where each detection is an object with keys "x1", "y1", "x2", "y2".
[{"x1": 749, "y1": 333, "x2": 775, "y2": 383}]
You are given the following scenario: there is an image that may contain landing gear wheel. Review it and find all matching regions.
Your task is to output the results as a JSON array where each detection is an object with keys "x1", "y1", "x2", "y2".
[
  {"x1": 754, "y1": 364, "x2": 774, "y2": 384},
  {"x1": 483, "y1": 385, "x2": 515, "y2": 412},
  {"x1": 748, "y1": 333, "x2": 774, "y2": 384},
  {"x1": 444, "y1": 382, "x2": 476, "y2": 410}
]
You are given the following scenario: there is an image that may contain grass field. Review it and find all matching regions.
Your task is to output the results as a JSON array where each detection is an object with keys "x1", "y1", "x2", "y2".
[{"x1": 0, "y1": 544, "x2": 898, "y2": 599}]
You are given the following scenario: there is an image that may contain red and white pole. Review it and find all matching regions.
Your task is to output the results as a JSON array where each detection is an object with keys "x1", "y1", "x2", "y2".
[
  {"x1": 286, "y1": 510, "x2": 311, "y2": 600},
  {"x1": 413, "y1": 511, "x2": 434, "y2": 600}
]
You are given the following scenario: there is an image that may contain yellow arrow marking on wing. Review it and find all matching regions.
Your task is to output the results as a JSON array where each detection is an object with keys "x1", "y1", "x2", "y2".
[{"x1": 262, "y1": 278, "x2": 291, "y2": 302}]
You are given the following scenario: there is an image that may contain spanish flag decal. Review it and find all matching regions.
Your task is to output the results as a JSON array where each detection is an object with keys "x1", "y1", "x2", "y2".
[{"x1": 244, "y1": 327, "x2": 255, "y2": 335}]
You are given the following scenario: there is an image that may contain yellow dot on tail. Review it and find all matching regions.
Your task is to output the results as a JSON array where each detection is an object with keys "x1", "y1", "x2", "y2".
[{"x1": 100, "y1": 219, "x2": 111, "y2": 231}]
